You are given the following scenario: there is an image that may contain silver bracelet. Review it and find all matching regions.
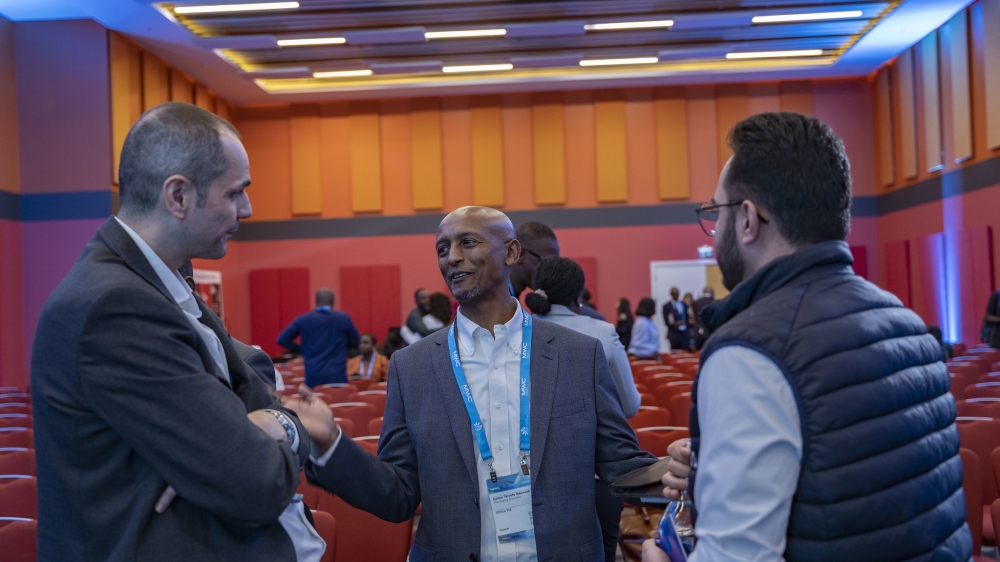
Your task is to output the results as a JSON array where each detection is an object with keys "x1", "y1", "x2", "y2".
[{"x1": 265, "y1": 409, "x2": 296, "y2": 444}]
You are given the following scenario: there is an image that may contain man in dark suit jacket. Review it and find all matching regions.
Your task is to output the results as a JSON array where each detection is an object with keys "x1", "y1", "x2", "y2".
[
  {"x1": 31, "y1": 102, "x2": 325, "y2": 562},
  {"x1": 277, "y1": 289, "x2": 360, "y2": 387},
  {"x1": 286, "y1": 207, "x2": 657, "y2": 561}
]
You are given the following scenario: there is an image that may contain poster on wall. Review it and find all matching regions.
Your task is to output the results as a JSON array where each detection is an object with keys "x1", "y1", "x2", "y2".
[{"x1": 193, "y1": 269, "x2": 224, "y2": 321}]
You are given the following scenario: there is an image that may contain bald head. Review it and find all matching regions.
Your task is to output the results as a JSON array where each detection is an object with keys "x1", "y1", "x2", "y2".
[
  {"x1": 436, "y1": 207, "x2": 520, "y2": 304},
  {"x1": 316, "y1": 288, "x2": 334, "y2": 307}
]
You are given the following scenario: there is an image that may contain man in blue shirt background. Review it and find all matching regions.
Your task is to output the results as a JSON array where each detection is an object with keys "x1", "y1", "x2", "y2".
[{"x1": 277, "y1": 288, "x2": 360, "y2": 387}]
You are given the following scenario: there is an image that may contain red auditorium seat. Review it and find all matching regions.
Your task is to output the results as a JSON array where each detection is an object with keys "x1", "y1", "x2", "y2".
[
  {"x1": 349, "y1": 379, "x2": 374, "y2": 393},
  {"x1": 0, "y1": 417, "x2": 31, "y2": 430},
  {"x1": 354, "y1": 437, "x2": 379, "y2": 455},
  {"x1": 628, "y1": 407, "x2": 671, "y2": 430},
  {"x1": 950, "y1": 364, "x2": 982, "y2": 388},
  {"x1": 654, "y1": 381, "x2": 694, "y2": 413},
  {"x1": 348, "y1": 391, "x2": 387, "y2": 417},
  {"x1": 634, "y1": 427, "x2": 689, "y2": 457},
  {"x1": 367, "y1": 417, "x2": 383, "y2": 437},
  {"x1": 333, "y1": 418, "x2": 354, "y2": 438},
  {"x1": 330, "y1": 403, "x2": 377, "y2": 439},
  {"x1": 957, "y1": 418, "x2": 1000, "y2": 545},
  {"x1": 629, "y1": 360, "x2": 659, "y2": 367},
  {"x1": 0, "y1": 451, "x2": 33, "y2": 476},
  {"x1": 0, "y1": 429, "x2": 32, "y2": 450},
  {"x1": 966, "y1": 384, "x2": 1000, "y2": 400},
  {"x1": 639, "y1": 393, "x2": 658, "y2": 407},
  {"x1": 316, "y1": 488, "x2": 412, "y2": 562},
  {"x1": 970, "y1": 350, "x2": 1000, "y2": 366},
  {"x1": 960, "y1": 449, "x2": 987, "y2": 557},
  {"x1": 954, "y1": 357, "x2": 993, "y2": 374},
  {"x1": 645, "y1": 372, "x2": 688, "y2": 388},
  {"x1": 374, "y1": 382, "x2": 388, "y2": 390},
  {"x1": 951, "y1": 376, "x2": 967, "y2": 401},
  {"x1": 953, "y1": 343, "x2": 968, "y2": 356},
  {"x1": 0, "y1": 477, "x2": 36, "y2": 519},
  {"x1": 0, "y1": 519, "x2": 36, "y2": 562},
  {"x1": 634, "y1": 384, "x2": 650, "y2": 395},
  {"x1": 0, "y1": 395, "x2": 29, "y2": 405},
  {"x1": 981, "y1": 372, "x2": 1000, "y2": 383},
  {"x1": 670, "y1": 393, "x2": 693, "y2": 427},
  {"x1": 958, "y1": 399, "x2": 1000, "y2": 418},
  {"x1": 315, "y1": 385, "x2": 355, "y2": 404},
  {"x1": 0, "y1": 405, "x2": 29, "y2": 415},
  {"x1": 310, "y1": 510, "x2": 337, "y2": 562},
  {"x1": 0, "y1": 388, "x2": 21, "y2": 393}
]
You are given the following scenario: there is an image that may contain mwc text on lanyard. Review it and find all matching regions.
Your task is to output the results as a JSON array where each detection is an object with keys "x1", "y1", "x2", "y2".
[{"x1": 447, "y1": 312, "x2": 532, "y2": 482}]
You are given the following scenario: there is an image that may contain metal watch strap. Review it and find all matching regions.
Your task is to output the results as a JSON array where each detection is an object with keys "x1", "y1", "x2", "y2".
[{"x1": 266, "y1": 409, "x2": 296, "y2": 443}]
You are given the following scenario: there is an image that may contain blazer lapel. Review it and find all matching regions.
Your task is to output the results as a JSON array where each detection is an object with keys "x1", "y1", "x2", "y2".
[
  {"x1": 195, "y1": 298, "x2": 240, "y2": 391},
  {"x1": 430, "y1": 332, "x2": 480, "y2": 486},
  {"x1": 528, "y1": 322, "x2": 558, "y2": 478},
  {"x1": 97, "y1": 218, "x2": 175, "y2": 305}
]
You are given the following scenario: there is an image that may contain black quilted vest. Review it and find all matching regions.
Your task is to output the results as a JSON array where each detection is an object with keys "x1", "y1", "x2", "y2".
[{"x1": 689, "y1": 241, "x2": 972, "y2": 561}]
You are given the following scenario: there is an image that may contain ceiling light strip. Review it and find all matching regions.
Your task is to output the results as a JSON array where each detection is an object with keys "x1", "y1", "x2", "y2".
[
  {"x1": 752, "y1": 10, "x2": 864, "y2": 24},
  {"x1": 726, "y1": 49, "x2": 825, "y2": 59},
  {"x1": 277, "y1": 37, "x2": 346, "y2": 46},
  {"x1": 579, "y1": 57, "x2": 659, "y2": 67},
  {"x1": 584, "y1": 20, "x2": 674, "y2": 31},
  {"x1": 442, "y1": 63, "x2": 513, "y2": 73},
  {"x1": 173, "y1": 2, "x2": 299, "y2": 14},
  {"x1": 425, "y1": 29, "x2": 506, "y2": 39},
  {"x1": 312, "y1": 69, "x2": 373, "y2": 78}
]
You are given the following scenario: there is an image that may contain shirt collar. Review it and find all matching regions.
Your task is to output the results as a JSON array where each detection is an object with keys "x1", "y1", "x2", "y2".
[
  {"x1": 546, "y1": 304, "x2": 576, "y2": 317},
  {"x1": 454, "y1": 301, "x2": 524, "y2": 356},
  {"x1": 317, "y1": 306, "x2": 332, "y2": 311},
  {"x1": 114, "y1": 217, "x2": 198, "y2": 311}
]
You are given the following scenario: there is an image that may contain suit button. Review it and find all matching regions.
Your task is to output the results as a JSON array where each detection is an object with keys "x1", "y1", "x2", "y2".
[
  {"x1": 470, "y1": 555, "x2": 478, "y2": 561},
  {"x1": 474, "y1": 498, "x2": 479, "y2": 507}
]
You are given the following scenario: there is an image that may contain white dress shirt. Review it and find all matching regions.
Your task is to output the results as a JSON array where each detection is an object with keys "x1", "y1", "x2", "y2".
[
  {"x1": 534, "y1": 304, "x2": 640, "y2": 418},
  {"x1": 454, "y1": 302, "x2": 537, "y2": 562},
  {"x1": 689, "y1": 346, "x2": 802, "y2": 562}
]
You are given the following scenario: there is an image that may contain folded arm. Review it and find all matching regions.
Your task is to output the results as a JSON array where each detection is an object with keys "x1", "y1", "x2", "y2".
[{"x1": 277, "y1": 320, "x2": 302, "y2": 354}]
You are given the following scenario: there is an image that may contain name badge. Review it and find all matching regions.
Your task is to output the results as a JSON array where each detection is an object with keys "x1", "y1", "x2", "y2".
[{"x1": 487, "y1": 474, "x2": 535, "y2": 544}]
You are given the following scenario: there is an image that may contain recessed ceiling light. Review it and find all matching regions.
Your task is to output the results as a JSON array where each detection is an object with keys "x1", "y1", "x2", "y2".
[
  {"x1": 726, "y1": 49, "x2": 825, "y2": 59},
  {"x1": 173, "y1": 2, "x2": 299, "y2": 14},
  {"x1": 442, "y1": 63, "x2": 514, "y2": 73},
  {"x1": 752, "y1": 10, "x2": 864, "y2": 24},
  {"x1": 579, "y1": 57, "x2": 659, "y2": 67},
  {"x1": 425, "y1": 29, "x2": 507, "y2": 40},
  {"x1": 277, "y1": 37, "x2": 346, "y2": 47},
  {"x1": 584, "y1": 20, "x2": 674, "y2": 31},
  {"x1": 312, "y1": 69, "x2": 373, "y2": 78}
]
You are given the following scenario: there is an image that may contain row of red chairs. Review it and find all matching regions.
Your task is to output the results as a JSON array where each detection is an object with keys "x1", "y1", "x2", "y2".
[{"x1": 956, "y1": 418, "x2": 1000, "y2": 548}]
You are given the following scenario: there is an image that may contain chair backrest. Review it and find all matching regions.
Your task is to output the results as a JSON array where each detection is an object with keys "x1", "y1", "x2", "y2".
[
  {"x1": 0, "y1": 477, "x2": 36, "y2": 518},
  {"x1": 310, "y1": 510, "x2": 337, "y2": 562},
  {"x1": 367, "y1": 417, "x2": 383, "y2": 438},
  {"x1": 960, "y1": 448, "x2": 983, "y2": 552},
  {"x1": 315, "y1": 385, "x2": 356, "y2": 404},
  {"x1": 0, "y1": 418, "x2": 31, "y2": 430},
  {"x1": 654, "y1": 381, "x2": 693, "y2": 410},
  {"x1": 333, "y1": 418, "x2": 354, "y2": 438},
  {"x1": 354, "y1": 436, "x2": 379, "y2": 456},
  {"x1": 957, "y1": 418, "x2": 1000, "y2": 504},
  {"x1": 347, "y1": 393, "x2": 387, "y2": 417},
  {"x1": 628, "y1": 407, "x2": 671, "y2": 431},
  {"x1": 330, "y1": 403, "x2": 378, "y2": 437},
  {"x1": 0, "y1": 397, "x2": 29, "y2": 406},
  {"x1": 0, "y1": 518, "x2": 36, "y2": 562},
  {"x1": 969, "y1": 350, "x2": 1000, "y2": 366},
  {"x1": 634, "y1": 384, "x2": 650, "y2": 395},
  {"x1": 949, "y1": 364, "x2": 982, "y2": 385},
  {"x1": 954, "y1": 357, "x2": 992, "y2": 374},
  {"x1": 965, "y1": 384, "x2": 1000, "y2": 400},
  {"x1": 950, "y1": 375, "x2": 967, "y2": 401},
  {"x1": 349, "y1": 379, "x2": 374, "y2": 393},
  {"x1": 0, "y1": 430, "x2": 32, "y2": 450},
  {"x1": 316, "y1": 490, "x2": 412, "y2": 562},
  {"x1": 639, "y1": 393, "x2": 658, "y2": 407},
  {"x1": 0, "y1": 405, "x2": 30, "y2": 415},
  {"x1": 670, "y1": 393, "x2": 693, "y2": 427},
  {"x1": 634, "y1": 427, "x2": 690, "y2": 457},
  {"x1": 0, "y1": 451, "x2": 34, "y2": 477}
]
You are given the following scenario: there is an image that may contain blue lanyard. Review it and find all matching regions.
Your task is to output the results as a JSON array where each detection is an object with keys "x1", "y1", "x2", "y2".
[
  {"x1": 362, "y1": 354, "x2": 376, "y2": 378},
  {"x1": 447, "y1": 310, "x2": 532, "y2": 482}
]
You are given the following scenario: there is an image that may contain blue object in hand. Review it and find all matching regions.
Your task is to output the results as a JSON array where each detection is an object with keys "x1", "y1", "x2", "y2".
[{"x1": 655, "y1": 511, "x2": 688, "y2": 562}]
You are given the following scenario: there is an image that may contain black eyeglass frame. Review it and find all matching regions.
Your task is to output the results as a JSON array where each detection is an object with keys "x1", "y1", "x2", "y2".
[{"x1": 695, "y1": 200, "x2": 769, "y2": 237}]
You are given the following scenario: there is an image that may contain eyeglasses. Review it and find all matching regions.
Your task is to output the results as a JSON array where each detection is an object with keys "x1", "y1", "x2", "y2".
[{"x1": 695, "y1": 200, "x2": 769, "y2": 237}]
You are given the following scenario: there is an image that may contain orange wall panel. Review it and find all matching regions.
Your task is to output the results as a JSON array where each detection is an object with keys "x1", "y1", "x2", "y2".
[
  {"x1": 624, "y1": 89, "x2": 658, "y2": 206},
  {"x1": 502, "y1": 94, "x2": 535, "y2": 210},
  {"x1": 941, "y1": 10, "x2": 973, "y2": 164},
  {"x1": 919, "y1": 33, "x2": 944, "y2": 172},
  {"x1": 874, "y1": 68, "x2": 895, "y2": 188},
  {"x1": 654, "y1": 87, "x2": 689, "y2": 200},
  {"x1": 779, "y1": 81, "x2": 812, "y2": 115},
  {"x1": 893, "y1": 49, "x2": 918, "y2": 180},
  {"x1": 747, "y1": 82, "x2": 780, "y2": 115},
  {"x1": 442, "y1": 97, "x2": 474, "y2": 211},
  {"x1": 236, "y1": 107, "x2": 292, "y2": 221},
  {"x1": 194, "y1": 83, "x2": 215, "y2": 113},
  {"x1": 142, "y1": 52, "x2": 169, "y2": 111},
  {"x1": 319, "y1": 103, "x2": 352, "y2": 218},
  {"x1": 981, "y1": 0, "x2": 1000, "y2": 150},
  {"x1": 0, "y1": 17, "x2": 17, "y2": 194},
  {"x1": 170, "y1": 69, "x2": 194, "y2": 104},
  {"x1": 563, "y1": 91, "x2": 597, "y2": 208},
  {"x1": 379, "y1": 100, "x2": 413, "y2": 216},
  {"x1": 715, "y1": 83, "x2": 748, "y2": 170},
  {"x1": 813, "y1": 81, "x2": 878, "y2": 197},
  {"x1": 109, "y1": 33, "x2": 135, "y2": 187},
  {"x1": 349, "y1": 105, "x2": 383, "y2": 213},
  {"x1": 471, "y1": 100, "x2": 505, "y2": 207},
  {"x1": 410, "y1": 101, "x2": 444, "y2": 211},
  {"x1": 687, "y1": 85, "x2": 719, "y2": 202},
  {"x1": 289, "y1": 105, "x2": 322, "y2": 216},
  {"x1": 532, "y1": 97, "x2": 566, "y2": 205},
  {"x1": 594, "y1": 92, "x2": 627, "y2": 203}
]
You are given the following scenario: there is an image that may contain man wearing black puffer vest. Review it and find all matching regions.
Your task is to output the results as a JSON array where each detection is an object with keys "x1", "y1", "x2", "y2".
[{"x1": 643, "y1": 112, "x2": 972, "y2": 562}]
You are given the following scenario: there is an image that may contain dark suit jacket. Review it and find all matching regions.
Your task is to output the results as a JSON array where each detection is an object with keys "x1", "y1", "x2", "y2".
[
  {"x1": 31, "y1": 218, "x2": 311, "y2": 562},
  {"x1": 308, "y1": 318, "x2": 657, "y2": 562},
  {"x1": 233, "y1": 338, "x2": 278, "y2": 388},
  {"x1": 277, "y1": 309, "x2": 360, "y2": 386}
]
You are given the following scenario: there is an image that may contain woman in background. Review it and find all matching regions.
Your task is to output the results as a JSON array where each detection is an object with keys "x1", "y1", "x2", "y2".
[
  {"x1": 347, "y1": 333, "x2": 390, "y2": 382},
  {"x1": 422, "y1": 292, "x2": 453, "y2": 331},
  {"x1": 628, "y1": 297, "x2": 661, "y2": 359},
  {"x1": 616, "y1": 298, "x2": 634, "y2": 350}
]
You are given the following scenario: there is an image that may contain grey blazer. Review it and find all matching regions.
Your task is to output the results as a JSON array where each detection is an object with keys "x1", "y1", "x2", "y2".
[
  {"x1": 31, "y1": 218, "x2": 311, "y2": 562},
  {"x1": 308, "y1": 318, "x2": 657, "y2": 562}
]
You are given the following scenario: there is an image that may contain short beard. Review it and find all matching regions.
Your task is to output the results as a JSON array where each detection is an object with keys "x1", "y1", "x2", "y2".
[
  {"x1": 451, "y1": 284, "x2": 484, "y2": 303},
  {"x1": 717, "y1": 213, "x2": 746, "y2": 291}
]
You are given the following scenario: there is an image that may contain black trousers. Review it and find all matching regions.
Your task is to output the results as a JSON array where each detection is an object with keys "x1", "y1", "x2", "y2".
[{"x1": 595, "y1": 478, "x2": 624, "y2": 562}]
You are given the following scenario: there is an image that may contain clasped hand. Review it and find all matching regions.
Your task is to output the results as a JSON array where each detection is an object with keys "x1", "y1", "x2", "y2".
[{"x1": 640, "y1": 438, "x2": 691, "y2": 560}]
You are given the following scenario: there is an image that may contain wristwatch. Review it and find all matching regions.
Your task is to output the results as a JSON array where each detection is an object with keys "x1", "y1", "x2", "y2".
[{"x1": 265, "y1": 409, "x2": 297, "y2": 445}]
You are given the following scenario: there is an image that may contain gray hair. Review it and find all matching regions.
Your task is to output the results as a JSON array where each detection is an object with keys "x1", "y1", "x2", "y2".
[{"x1": 118, "y1": 102, "x2": 240, "y2": 218}]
